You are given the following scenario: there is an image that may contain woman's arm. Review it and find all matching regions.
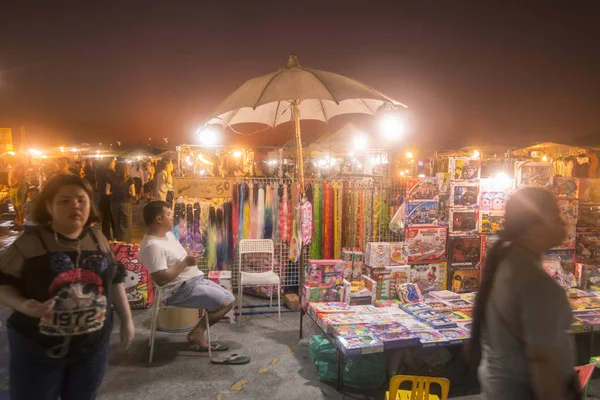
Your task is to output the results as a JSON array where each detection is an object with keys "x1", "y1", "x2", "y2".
[
  {"x1": 105, "y1": 183, "x2": 111, "y2": 196},
  {"x1": 129, "y1": 183, "x2": 136, "y2": 198},
  {"x1": 112, "y1": 283, "x2": 135, "y2": 349},
  {"x1": 0, "y1": 285, "x2": 56, "y2": 317}
]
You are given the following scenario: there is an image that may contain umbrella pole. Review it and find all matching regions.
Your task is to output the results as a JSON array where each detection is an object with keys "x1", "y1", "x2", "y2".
[{"x1": 293, "y1": 101, "x2": 305, "y2": 194}]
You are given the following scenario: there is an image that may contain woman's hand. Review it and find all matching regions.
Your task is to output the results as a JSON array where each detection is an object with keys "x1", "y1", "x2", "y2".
[
  {"x1": 120, "y1": 319, "x2": 135, "y2": 349},
  {"x1": 18, "y1": 297, "x2": 56, "y2": 318}
]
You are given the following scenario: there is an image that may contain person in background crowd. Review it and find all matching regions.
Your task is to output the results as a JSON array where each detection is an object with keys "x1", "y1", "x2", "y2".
[
  {"x1": 96, "y1": 158, "x2": 116, "y2": 240},
  {"x1": 143, "y1": 160, "x2": 155, "y2": 203},
  {"x1": 470, "y1": 187, "x2": 579, "y2": 400},
  {"x1": 8, "y1": 162, "x2": 28, "y2": 230},
  {"x1": 0, "y1": 173, "x2": 134, "y2": 400},
  {"x1": 82, "y1": 159, "x2": 96, "y2": 190},
  {"x1": 22, "y1": 187, "x2": 40, "y2": 233},
  {"x1": 105, "y1": 160, "x2": 135, "y2": 242},
  {"x1": 130, "y1": 162, "x2": 144, "y2": 204},
  {"x1": 155, "y1": 159, "x2": 173, "y2": 202}
]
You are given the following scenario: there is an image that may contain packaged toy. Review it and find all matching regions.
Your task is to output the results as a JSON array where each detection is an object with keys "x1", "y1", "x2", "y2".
[
  {"x1": 405, "y1": 226, "x2": 447, "y2": 263},
  {"x1": 406, "y1": 177, "x2": 439, "y2": 201},
  {"x1": 409, "y1": 262, "x2": 447, "y2": 293},
  {"x1": 438, "y1": 327, "x2": 470, "y2": 344},
  {"x1": 449, "y1": 267, "x2": 480, "y2": 293},
  {"x1": 449, "y1": 209, "x2": 479, "y2": 235},
  {"x1": 451, "y1": 183, "x2": 480, "y2": 208},
  {"x1": 479, "y1": 190, "x2": 507, "y2": 212},
  {"x1": 336, "y1": 334, "x2": 384, "y2": 356},
  {"x1": 579, "y1": 179, "x2": 600, "y2": 204},
  {"x1": 389, "y1": 242, "x2": 408, "y2": 265},
  {"x1": 479, "y1": 211, "x2": 505, "y2": 235},
  {"x1": 365, "y1": 242, "x2": 391, "y2": 268},
  {"x1": 515, "y1": 162, "x2": 553, "y2": 189},
  {"x1": 449, "y1": 236, "x2": 482, "y2": 267},
  {"x1": 553, "y1": 176, "x2": 579, "y2": 199},
  {"x1": 412, "y1": 329, "x2": 449, "y2": 347},
  {"x1": 449, "y1": 157, "x2": 480, "y2": 181},
  {"x1": 397, "y1": 282, "x2": 424, "y2": 304}
]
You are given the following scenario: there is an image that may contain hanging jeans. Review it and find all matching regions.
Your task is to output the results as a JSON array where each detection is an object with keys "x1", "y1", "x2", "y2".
[
  {"x1": 110, "y1": 200, "x2": 132, "y2": 243},
  {"x1": 98, "y1": 194, "x2": 114, "y2": 240},
  {"x1": 8, "y1": 329, "x2": 110, "y2": 400}
]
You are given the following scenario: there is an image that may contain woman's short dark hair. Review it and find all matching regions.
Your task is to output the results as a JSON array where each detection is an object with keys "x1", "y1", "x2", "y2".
[
  {"x1": 34, "y1": 173, "x2": 100, "y2": 226},
  {"x1": 143, "y1": 200, "x2": 168, "y2": 226}
]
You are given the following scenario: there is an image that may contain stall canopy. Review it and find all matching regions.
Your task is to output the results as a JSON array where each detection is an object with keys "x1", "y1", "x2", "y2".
[
  {"x1": 305, "y1": 123, "x2": 372, "y2": 156},
  {"x1": 120, "y1": 148, "x2": 155, "y2": 160}
]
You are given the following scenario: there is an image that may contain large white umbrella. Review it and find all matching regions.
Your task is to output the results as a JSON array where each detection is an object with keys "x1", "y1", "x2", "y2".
[{"x1": 207, "y1": 55, "x2": 405, "y2": 189}]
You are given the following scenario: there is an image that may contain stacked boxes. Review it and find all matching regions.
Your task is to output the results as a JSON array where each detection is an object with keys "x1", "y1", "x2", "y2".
[{"x1": 302, "y1": 259, "x2": 345, "y2": 309}]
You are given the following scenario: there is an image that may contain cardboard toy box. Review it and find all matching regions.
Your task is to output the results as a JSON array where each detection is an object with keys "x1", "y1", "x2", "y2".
[
  {"x1": 365, "y1": 242, "x2": 391, "y2": 268},
  {"x1": 515, "y1": 162, "x2": 553, "y2": 189},
  {"x1": 448, "y1": 267, "x2": 481, "y2": 293},
  {"x1": 301, "y1": 284, "x2": 344, "y2": 309},
  {"x1": 306, "y1": 259, "x2": 345, "y2": 286},
  {"x1": 554, "y1": 176, "x2": 579, "y2": 199},
  {"x1": 343, "y1": 276, "x2": 377, "y2": 305},
  {"x1": 352, "y1": 251, "x2": 365, "y2": 279},
  {"x1": 449, "y1": 209, "x2": 479, "y2": 235},
  {"x1": 406, "y1": 176, "x2": 439, "y2": 201},
  {"x1": 450, "y1": 182, "x2": 480, "y2": 209},
  {"x1": 449, "y1": 236, "x2": 482, "y2": 267},
  {"x1": 389, "y1": 242, "x2": 408, "y2": 265},
  {"x1": 448, "y1": 157, "x2": 480, "y2": 181},
  {"x1": 409, "y1": 262, "x2": 448, "y2": 293},
  {"x1": 366, "y1": 265, "x2": 411, "y2": 300},
  {"x1": 405, "y1": 226, "x2": 447, "y2": 263},
  {"x1": 405, "y1": 201, "x2": 440, "y2": 226}
]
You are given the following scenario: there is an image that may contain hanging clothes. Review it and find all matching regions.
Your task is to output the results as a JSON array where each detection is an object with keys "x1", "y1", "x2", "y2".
[
  {"x1": 333, "y1": 182, "x2": 342, "y2": 259},
  {"x1": 238, "y1": 183, "x2": 246, "y2": 242},
  {"x1": 243, "y1": 185, "x2": 250, "y2": 240},
  {"x1": 232, "y1": 183, "x2": 239, "y2": 244},
  {"x1": 273, "y1": 182, "x2": 280, "y2": 244},
  {"x1": 310, "y1": 182, "x2": 322, "y2": 259},
  {"x1": 257, "y1": 184, "x2": 265, "y2": 239},
  {"x1": 207, "y1": 206, "x2": 217, "y2": 269},
  {"x1": 264, "y1": 184, "x2": 274, "y2": 239},
  {"x1": 301, "y1": 198, "x2": 313, "y2": 245}
]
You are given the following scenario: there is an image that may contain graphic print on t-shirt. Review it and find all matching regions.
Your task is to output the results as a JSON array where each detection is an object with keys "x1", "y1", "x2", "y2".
[{"x1": 39, "y1": 252, "x2": 108, "y2": 336}]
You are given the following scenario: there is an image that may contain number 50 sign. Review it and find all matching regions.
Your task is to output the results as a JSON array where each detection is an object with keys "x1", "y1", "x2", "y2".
[{"x1": 173, "y1": 178, "x2": 234, "y2": 198}]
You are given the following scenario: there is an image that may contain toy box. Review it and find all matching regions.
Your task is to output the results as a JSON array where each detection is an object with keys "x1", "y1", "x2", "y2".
[
  {"x1": 554, "y1": 177, "x2": 579, "y2": 199},
  {"x1": 400, "y1": 302, "x2": 431, "y2": 315},
  {"x1": 406, "y1": 201, "x2": 440, "y2": 226},
  {"x1": 558, "y1": 199, "x2": 579, "y2": 226},
  {"x1": 444, "y1": 298, "x2": 474, "y2": 310},
  {"x1": 308, "y1": 302, "x2": 354, "y2": 318},
  {"x1": 343, "y1": 276, "x2": 377, "y2": 305},
  {"x1": 438, "y1": 194, "x2": 450, "y2": 225},
  {"x1": 479, "y1": 211, "x2": 505, "y2": 235},
  {"x1": 579, "y1": 179, "x2": 600, "y2": 204},
  {"x1": 365, "y1": 267, "x2": 400, "y2": 300},
  {"x1": 449, "y1": 267, "x2": 480, "y2": 293},
  {"x1": 449, "y1": 157, "x2": 480, "y2": 181},
  {"x1": 307, "y1": 259, "x2": 345, "y2": 286},
  {"x1": 406, "y1": 177, "x2": 439, "y2": 201},
  {"x1": 451, "y1": 183, "x2": 480, "y2": 208},
  {"x1": 424, "y1": 300, "x2": 453, "y2": 312},
  {"x1": 336, "y1": 334, "x2": 384, "y2": 356},
  {"x1": 437, "y1": 172, "x2": 451, "y2": 194},
  {"x1": 397, "y1": 282, "x2": 424, "y2": 304},
  {"x1": 405, "y1": 226, "x2": 447, "y2": 263},
  {"x1": 515, "y1": 162, "x2": 553, "y2": 189},
  {"x1": 449, "y1": 236, "x2": 482, "y2": 267},
  {"x1": 449, "y1": 209, "x2": 479, "y2": 235},
  {"x1": 389, "y1": 242, "x2": 408, "y2": 266},
  {"x1": 438, "y1": 327, "x2": 470, "y2": 344},
  {"x1": 373, "y1": 329, "x2": 420, "y2": 350},
  {"x1": 365, "y1": 242, "x2": 391, "y2": 268},
  {"x1": 429, "y1": 290, "x2": 461, "y2": 301},
  {"x1": 576, "y1": 230, "x2": 600, "y2": 264},
  {"x1": 332, "y1": 324, "x2": 371, "y2": 337},
  {"x1": 479, "y1": 190, "x2": 508, "y2": 212},
  {"x1": 412, "y1": 329, "x2": 449, "y2": 347},
  {"x1": 409, "y1": 262, "x2": 447, "y2": 293},
  {"x1": 352, "y1": 251, "x2": 365, "y2": 279},
  {"x1": 301, "y1": 284, "x2": 345, "y2": 309}
]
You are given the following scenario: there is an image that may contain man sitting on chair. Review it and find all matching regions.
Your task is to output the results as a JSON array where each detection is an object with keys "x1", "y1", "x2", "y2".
[{"x1": 140, "y1": 201, "x2": 234, "y2": 352}]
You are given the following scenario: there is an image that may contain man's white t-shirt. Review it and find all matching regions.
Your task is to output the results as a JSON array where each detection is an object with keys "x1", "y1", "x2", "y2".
[{"x1": 139, "y1": 232, "x2": 203, "y2": 299}]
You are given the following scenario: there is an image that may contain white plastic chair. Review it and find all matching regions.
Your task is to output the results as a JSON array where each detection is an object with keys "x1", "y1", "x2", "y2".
[
  {"x1": 148, "y1": 285, "x2": 211, "y2": 363},
  {"x1": 238, "y1": 239, "x2": 281, "y2": 321}
]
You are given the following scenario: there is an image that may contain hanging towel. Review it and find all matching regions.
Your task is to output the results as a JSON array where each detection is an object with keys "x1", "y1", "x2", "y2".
[
  {"x1": 178, "y1": 204, "x2": 188, "y2": 248},
  {"x1": 243, "y1": 185, "x2": 250, "y2": 240},
  {"x1": 322, "y1": 182, "x2": 330, "y2": 258},
  {"x1": 333, "y1": 183, "x2": 342, "y2": 259},
  {"x1": 193, "y1": 202, "x2": 202, "y2": 253},
  {"x1": 310, "y1": 182, "x2": 322, "y2": 259},
  {"x1": 238, "y1": 183, "x2": 245, "y2": 242},
  {"x1": 264, "y1": 184, "x2": 274, "y2": 239},
  {"x1": 232, "y1": 183, "x2": 239, "y2": 244},
  {"x1": 216, "y1": 207, "x2": 224, "y2": 270}
]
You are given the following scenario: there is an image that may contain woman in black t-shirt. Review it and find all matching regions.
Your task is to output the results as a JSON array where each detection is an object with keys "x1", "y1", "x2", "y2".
[
  {"x1": 105, "y1": 161, "x2": 135, "y2": 243},
  {"x1": 0, "y1": 173, "x2": 134, "y2": 400}
]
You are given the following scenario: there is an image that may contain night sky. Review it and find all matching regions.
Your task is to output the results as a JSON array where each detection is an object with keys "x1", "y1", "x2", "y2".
[{"x1": 1, "y1": 1, "x2": 599, "y2": 151}]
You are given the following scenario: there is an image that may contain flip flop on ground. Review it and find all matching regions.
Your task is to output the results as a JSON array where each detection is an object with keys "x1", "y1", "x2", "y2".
[
  {"x1": 190, "y1": 341, "x2": 229, "y2": 352},
  {"x1": 210, "y1": 354, "x2": 251, "y2": 365}
]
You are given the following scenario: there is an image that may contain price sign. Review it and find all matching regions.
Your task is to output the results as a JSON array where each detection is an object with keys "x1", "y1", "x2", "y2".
[{"x1": 173, "y1": 177, "x2": 234, "y2": 198}]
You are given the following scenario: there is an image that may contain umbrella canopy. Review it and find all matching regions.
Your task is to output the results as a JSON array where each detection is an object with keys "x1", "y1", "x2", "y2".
[
  {"x1": 208, "y1": 56, "x2": 404, "y2": 128},
  {"x1": 120, "y1": 148, "x2": 155, "y2": 160},
  {"x1": 206, "y1": 55, "x2": 404, "y2": 189}
]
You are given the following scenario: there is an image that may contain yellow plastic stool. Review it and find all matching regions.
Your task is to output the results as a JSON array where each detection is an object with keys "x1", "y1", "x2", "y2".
[{"x1": 385, "y1": 375, "x2": 450, "y2": 400}]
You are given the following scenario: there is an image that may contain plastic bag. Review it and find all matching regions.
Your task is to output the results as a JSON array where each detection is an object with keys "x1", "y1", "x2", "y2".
[
  {"x1": 309, "y1": 335, "x2": 386, "y2": 389},
  {"x1": 389, "y1": 202, "x2": 406, "y2": 233}
]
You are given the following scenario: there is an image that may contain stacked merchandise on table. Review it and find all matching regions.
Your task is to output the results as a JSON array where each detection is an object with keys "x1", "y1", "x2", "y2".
[
  {"x1": 447, "y1": 157, "x2": 482, "y2": 293},
  {"x1": 302, "y1": 259, "x2": 345, "y2": 309},
  {"x1": 575, "y1": 179, "x2": 600, "y2": 291}
]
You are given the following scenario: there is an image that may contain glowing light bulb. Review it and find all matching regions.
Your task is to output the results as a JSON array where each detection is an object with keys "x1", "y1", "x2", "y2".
[
  {"x1": 406, "y1": 152, "x2": 413, "y2": 159},
  {"x1": 233, "y1": 150, "x2": 243, "y2": 158},
  {"x1": 542, "y1": 155, "x2": 548, "y2": 162},
  {"x1": 473, "y1": 150, "x2": 480, "y2": 159}
]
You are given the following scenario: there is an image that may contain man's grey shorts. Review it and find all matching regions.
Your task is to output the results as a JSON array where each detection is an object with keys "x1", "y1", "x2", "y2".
[{"x1": 164, "y1": 275, "x2": 235, "y2": 312}]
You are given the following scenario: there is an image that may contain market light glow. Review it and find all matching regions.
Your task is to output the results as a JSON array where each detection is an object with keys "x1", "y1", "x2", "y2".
[
  {"x1": 406, "y1": 152, "x2": 413, "y2": 159},
  {"x1": 8, "y1": 151, "x2": 15, "y2": 156},
  {"x1": 60, "y1": 147, "x2": 65, "y2": 153},
  {"x1": 494, "y1": 172, "x2": 514, "y2": 190},
  {"x1": 542, "y1": 155, "x2": 548, "y2": 162},
  {"x1": 473, "y1": 150, "x2": 480, "y2": 159},
  {"x1": 379, "y1": 114, "x2": 405, "y2": 140},
  {"x1": 400, "y1": 171, "x2": 405, "y2": 176},
  {"x1": 196, "y1": 126, "x2": 220, "y2": 147},
  {"x1": 29, "y1": 149, "x2": 42, "y2": 156},
  {"x1": 353, "y1": 134, "x2": 368, "y2": 151},
  {"x1": 418, "y1": 174, "x2": 425, "y2": 178},
  {"x1": 232, "y1": 150, "x2": 243, "y2": 158}
]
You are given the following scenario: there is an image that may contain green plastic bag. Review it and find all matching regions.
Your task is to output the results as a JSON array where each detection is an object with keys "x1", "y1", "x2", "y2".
[{"x1": 309, "y1": 335, "x2": 386, "y2": 389}]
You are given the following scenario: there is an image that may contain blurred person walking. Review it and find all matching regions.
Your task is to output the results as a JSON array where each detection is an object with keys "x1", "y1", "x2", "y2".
[
  {"x1": 470, "y1": 187, "x2": 580, "y2": 400},
  {"x1": 105, "y1": 161, "x2": 135, "y2": 243}
]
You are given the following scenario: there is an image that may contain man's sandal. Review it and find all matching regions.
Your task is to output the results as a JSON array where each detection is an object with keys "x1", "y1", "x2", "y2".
[{"x1": 210, "y1": 353, "x2": 251, "y2": 365}]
